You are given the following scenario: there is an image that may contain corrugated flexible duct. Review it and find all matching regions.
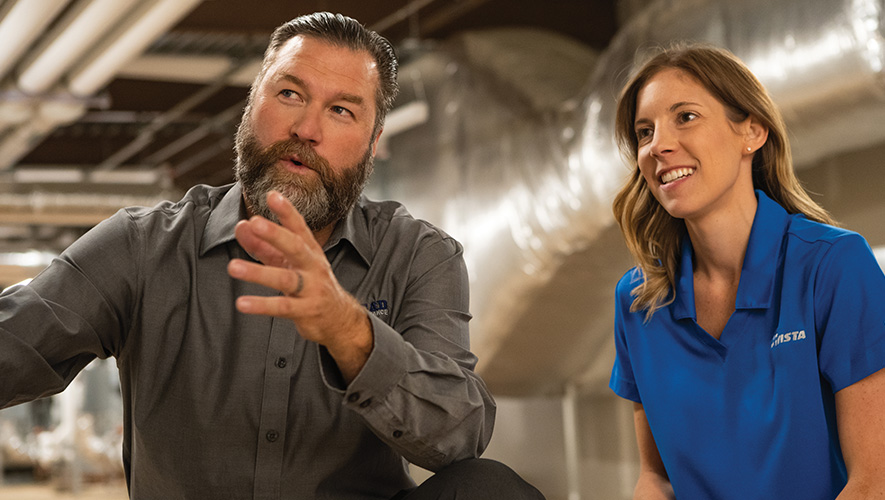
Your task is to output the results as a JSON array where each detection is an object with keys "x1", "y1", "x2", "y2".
[{"x1": 376, "y1": 0, "x2": 885, "y2": 395}]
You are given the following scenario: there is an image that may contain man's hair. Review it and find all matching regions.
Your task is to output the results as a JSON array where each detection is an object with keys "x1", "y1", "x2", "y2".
[
  {"x1": 611, "y1": 42, "x2": 835, "y2": 320},
  {"x1": 249, "y1": 12, "x2": 399, "y2": 138}
]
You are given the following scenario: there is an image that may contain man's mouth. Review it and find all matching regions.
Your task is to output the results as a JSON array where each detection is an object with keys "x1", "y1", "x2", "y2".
[
  {"x1": 285, "y1": 157, "x2": 309, "y2": 169},
  {"x1": 660, "y1": 167, "x2": 695, "y2": 185}
]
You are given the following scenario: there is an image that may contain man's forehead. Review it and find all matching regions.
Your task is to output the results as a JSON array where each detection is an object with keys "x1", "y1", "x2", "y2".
[{"x1": 273, "y1": 35, "x2": 377, "y2": 73}]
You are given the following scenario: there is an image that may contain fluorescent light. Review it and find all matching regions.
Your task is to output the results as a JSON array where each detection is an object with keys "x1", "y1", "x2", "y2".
[
  {"x1": 18, "y1": 0, "x2": 139, "y2": 95},
  {"x1": 383, "y1": 100, "x2": 430, "y2": 137},
  {"x1": 68, "y1": 0, "x2": 204, "y2": 97},
  {"x1": 0, "y1": 0, "x2": 70, "y2": 81}
]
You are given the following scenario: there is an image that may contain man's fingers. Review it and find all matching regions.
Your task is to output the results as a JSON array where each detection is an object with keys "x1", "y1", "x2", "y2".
[
  {"x1": 234, "y1": 220, "x2": 287, "y2": 266},
  {"x1": 266, "y1": 191, "x2": 324, "y2": 253},
  {"x1": 235, "y1": 295, "x2": 302, "y2": 318},
  {"x1": 228, "y1": 258, "x2": 304, "y2": 297}
]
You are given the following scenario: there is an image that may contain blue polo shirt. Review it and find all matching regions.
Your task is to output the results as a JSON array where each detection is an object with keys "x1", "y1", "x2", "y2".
[{"x1": 609, "y1": 190, "x2": 885, "y2": 499}]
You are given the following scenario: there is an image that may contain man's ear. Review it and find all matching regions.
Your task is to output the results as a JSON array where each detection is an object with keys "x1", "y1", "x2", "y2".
[{"x1": 370, "y1": 128, "x2": 383, "y2": 156}]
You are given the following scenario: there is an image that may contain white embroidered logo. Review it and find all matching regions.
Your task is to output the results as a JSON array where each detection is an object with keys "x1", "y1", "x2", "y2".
[{"x1": 770, "y1": 330, "x2": 806, "y2": 348}]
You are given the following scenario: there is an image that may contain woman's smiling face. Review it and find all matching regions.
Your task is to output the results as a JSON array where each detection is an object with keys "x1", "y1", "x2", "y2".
[{"x1": 633, "y1": 68, "x2": 758, "y2": 222}]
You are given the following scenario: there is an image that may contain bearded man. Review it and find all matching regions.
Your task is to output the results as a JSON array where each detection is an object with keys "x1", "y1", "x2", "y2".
[{"x1": 0, "y1": 11, "x2": 544, "y2": 500}]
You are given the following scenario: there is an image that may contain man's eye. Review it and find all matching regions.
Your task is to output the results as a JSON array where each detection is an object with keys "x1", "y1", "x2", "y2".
[
  {"x1": 280, "y1": 89, "x2": 297, "y2": 99},
  {"x1": 331, "y1": 105, "x2": 353, "y2": 117}
]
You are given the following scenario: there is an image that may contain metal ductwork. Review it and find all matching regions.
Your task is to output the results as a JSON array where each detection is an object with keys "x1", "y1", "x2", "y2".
[{"x1": 376, "y1": 0, "x2": 885, "y2": 396}]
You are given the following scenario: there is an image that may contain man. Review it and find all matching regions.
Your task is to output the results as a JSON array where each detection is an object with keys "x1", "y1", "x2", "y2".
[{"x1": 0, "y1": 11, "x2": 543, "y2": 500}]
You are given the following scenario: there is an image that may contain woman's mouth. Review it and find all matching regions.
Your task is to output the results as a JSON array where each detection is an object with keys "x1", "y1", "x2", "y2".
[{"x1": 660, "y1": 167, "x2": 695, "y2": 185}]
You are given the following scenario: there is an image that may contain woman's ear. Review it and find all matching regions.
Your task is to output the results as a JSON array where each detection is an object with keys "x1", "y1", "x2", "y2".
[{"x1": 744, "y1": 115, "x2": 769, "y2": 154}]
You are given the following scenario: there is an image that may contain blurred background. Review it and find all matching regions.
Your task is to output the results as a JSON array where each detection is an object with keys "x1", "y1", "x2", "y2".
[{"x1": 1, "y1": 0, "x2": 884, "y2": 498}]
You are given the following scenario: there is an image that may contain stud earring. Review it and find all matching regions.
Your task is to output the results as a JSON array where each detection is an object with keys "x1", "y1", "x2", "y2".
[{"x1": 747, "y1": 147, "x2": 752, "y2": 152}]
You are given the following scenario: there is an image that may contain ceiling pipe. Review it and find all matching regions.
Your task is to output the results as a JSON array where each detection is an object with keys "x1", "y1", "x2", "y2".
[
  {"x1": 0, "y1": 0, "x2": 204, "y2": 170},
  {"x1": 143, "y1": 100, "x2": 245, "y2": 167},
  {"x1": 368, "y1": 0, "x2": 438, "y2": 33},
  {"x1": 0, "y1": 99, "x2": 85, "y2": 170},
  {"x1": 0, "y1": 0, "x2": 71, "y2": 81},
  {"x1": 95, "y1": 57, "x2": 251, "y2": 171},
  {"x1": 67, "y1": 0, "x2": 205, "y2": 97},
  {"x1": 17, "y1": 0, "x2": 139, "y2": 95}
]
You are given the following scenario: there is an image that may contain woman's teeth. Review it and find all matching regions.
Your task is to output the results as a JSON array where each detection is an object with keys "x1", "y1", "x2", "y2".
[{"x1": 661, "y1": 168, "x2": 694, "y2": 184}]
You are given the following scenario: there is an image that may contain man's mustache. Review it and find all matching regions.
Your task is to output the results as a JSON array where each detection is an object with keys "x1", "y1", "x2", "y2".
[{"x1": 259, "y1": 138, "x2": 331, "y2": 182}]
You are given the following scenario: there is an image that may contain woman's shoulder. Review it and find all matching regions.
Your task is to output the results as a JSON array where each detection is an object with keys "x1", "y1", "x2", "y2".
[
  {"x1": 786, "y1": 216, "x2": 877, "y2": 272},
  {"x1": 787, "y1": 214, "x2": 862, "y2": 246},
  {"x1": 615, "y1": 267, "x2": 644, "y2": 298}
]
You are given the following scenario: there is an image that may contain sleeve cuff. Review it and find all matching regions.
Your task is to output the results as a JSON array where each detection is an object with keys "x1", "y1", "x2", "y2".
[{"x1": 319, "y1": 313, "x2": 409, "y2": 408}]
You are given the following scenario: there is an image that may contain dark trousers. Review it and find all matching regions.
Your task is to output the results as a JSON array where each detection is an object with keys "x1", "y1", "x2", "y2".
[{"x1": 392, "y1": 459, "x2": 546, "y2": 500}]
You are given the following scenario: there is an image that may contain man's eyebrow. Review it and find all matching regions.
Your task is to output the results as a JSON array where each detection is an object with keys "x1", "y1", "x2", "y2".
[{"x1": 279, "y1": 73, "x2": 366, "y2": 107}]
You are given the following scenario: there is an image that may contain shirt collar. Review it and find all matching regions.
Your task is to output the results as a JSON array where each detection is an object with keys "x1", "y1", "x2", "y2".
[
  {"x1": 672, "y1": 190, "x2": 790, "y2": 319},
  {"x1": 200, "y1": 184, "x2": 374, "y2": 266},
  {"x1": 201, "y1": 183, "x2": 246, "y2": 256},
  {"x1": 322, "y1": 196, "x2": 373, "y2": 266}
]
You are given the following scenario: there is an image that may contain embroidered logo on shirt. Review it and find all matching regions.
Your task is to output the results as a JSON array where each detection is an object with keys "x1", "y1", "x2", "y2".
[
  {"x1": 363, "y1": 299, "x2": 389, "y2": 317},
  {"x1": 770, "y1": 329, "x2": 806, "y2": 348}
]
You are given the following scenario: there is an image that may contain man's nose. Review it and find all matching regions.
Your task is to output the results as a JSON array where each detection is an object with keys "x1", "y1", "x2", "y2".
[{"x1": 289, "y1": 107, "x2": 322, "y2": 144}]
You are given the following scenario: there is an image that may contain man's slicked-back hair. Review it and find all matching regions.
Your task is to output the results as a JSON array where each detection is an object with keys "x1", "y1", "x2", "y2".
[{"x1": 251, "y1": 12, "x2": 399, "y2": 137}]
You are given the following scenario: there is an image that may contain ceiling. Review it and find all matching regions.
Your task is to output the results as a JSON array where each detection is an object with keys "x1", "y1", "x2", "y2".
[{"x1": 0, "y1": 0, "x2": 620, "y2": 285}]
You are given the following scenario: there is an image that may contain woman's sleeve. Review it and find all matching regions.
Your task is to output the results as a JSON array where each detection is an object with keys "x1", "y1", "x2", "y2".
[{"x1": 815, "y1": 233, "x2": 885, "y2": 392}]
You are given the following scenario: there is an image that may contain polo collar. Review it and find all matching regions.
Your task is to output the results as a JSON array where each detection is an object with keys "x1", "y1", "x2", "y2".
[{"x1": 672, "y1": 190, "x2": 790, "y2": 319}]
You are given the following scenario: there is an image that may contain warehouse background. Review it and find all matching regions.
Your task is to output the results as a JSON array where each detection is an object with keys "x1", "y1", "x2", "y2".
[{"x1": 1, "y1": 0, "x2": 884, "y2": 498}]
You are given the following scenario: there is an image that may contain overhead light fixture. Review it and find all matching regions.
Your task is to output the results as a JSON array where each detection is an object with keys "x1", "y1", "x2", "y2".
[
  {"x1": 17, "y1": 0, "x2": 139, "y2": 95},
  {"x1": 383, "y1": 100, "x2": 430, "y2": 138},
  {"x1": 67, "y1": 0, "x2": 203, "y2": 97}
]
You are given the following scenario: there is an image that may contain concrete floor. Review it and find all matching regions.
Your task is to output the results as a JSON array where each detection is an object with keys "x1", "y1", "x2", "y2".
[{"x1": 0, "y1": 482, "x2": 127, "y2": 499}]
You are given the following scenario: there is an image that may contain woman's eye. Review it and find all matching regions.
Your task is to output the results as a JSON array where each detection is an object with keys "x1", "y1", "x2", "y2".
[
  {"x1": 635, "y1": 127, "x2": 653, "y2": 141},
  {"x1": 677, "y1": 111, "x2": 698, "y2": 123}
]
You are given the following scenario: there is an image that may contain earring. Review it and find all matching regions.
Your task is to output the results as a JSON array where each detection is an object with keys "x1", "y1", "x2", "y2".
[{"x1": 747, "y1": 147, "x2": 752, "y2": 152}]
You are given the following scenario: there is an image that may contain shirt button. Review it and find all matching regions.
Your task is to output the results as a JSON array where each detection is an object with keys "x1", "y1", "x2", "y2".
[
  {"x1": 266, "y1": 430, "x2": 279, "y2": 442},
  {"x1": 275, "y1": 357, "x2": 287, "y2": 368},
  {"x1": 359, "y1": 398, "x2": 372, "y2": 409},
  {"x1": 392, "y1": 430, "x2": 403, "y2": 438},
  {"x1": 347, "y1": 392, "x2": 360, "y2": 403}
]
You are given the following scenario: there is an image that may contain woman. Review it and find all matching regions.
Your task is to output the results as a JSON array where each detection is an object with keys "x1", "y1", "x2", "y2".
[{"x1": 608, "y1": 43, "x2": 885, "y2": 499}]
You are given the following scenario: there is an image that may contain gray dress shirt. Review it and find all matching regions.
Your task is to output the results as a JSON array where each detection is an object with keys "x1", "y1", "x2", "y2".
[{"x1": 0, "y1": 183, "x2": 495, "y2": 499}]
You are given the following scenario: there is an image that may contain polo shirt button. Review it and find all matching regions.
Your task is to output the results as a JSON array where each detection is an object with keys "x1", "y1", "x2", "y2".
[
  {"x1": 275, "y1": 357, "x2": 287, "y2": 368},
  {"x1": 392, "y1": 430, "x2": 403, "y2": 438},
  {"x1": 347, "y1": 392, "x2": 360, "y2": 403},
  {"x1": 359, "y1": 398, "x2": 372, "y2": 408},
  {"x1": 266, "y1": 430, "x2": 279, "y2": 442}
]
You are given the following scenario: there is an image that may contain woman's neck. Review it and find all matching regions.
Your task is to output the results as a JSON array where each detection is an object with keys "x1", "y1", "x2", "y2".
[{"x1": 685, "y1": 193, "x2": 758, "y2": 281}]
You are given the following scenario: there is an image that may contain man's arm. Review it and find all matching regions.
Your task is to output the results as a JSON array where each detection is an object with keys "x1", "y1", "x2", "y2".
[
  {"x1": 228, "y1": 191, "x2": 495, "y2": 470},
  {"x1": 0, "y1": 211, "x2": 133, "y2": 408}
]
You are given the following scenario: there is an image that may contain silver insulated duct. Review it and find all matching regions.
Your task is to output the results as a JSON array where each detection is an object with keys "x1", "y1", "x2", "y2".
[{"x1": 373, "y1": 0, "x2": 885, "y2": 396}]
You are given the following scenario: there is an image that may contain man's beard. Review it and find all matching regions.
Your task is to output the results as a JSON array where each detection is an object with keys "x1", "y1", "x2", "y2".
[{"x1": 233, "y1": 116, "x2": 374, "y2": 232}]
